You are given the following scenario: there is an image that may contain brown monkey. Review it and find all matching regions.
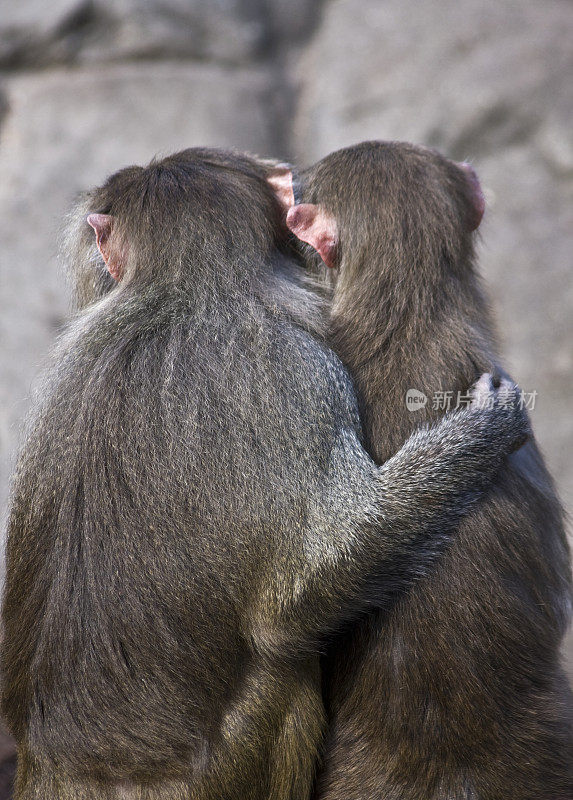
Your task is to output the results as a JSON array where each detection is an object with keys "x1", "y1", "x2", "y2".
[
  {"x1": 285, "y1": 141, "x2": 573, "y2": 800},
  {"x1": 1, "y1": 147, "x2": 528, "y2": 800}
]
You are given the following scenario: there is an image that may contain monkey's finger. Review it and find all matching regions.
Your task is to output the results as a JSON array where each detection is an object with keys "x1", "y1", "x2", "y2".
[{"x1": 469, "y1": 372, "x2": 494, "y2": 409}]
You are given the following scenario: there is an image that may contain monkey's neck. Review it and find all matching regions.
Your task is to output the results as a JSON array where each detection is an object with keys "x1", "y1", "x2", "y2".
[{"x1": 329, "y1": 267, "x2": 500, "y2": 463}]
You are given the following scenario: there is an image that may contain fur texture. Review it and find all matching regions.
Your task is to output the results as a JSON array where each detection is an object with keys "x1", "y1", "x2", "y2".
[
  {"x1": 295, "y1": 141, "x2": 573, "y2": 800},
  {"x1": 3, "y1": 148, "x2": 529, "y2": 800}
]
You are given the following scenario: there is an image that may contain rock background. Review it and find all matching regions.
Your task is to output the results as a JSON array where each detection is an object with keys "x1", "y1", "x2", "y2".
[{"x1": 0, "y1": 0, "x2": 572, "y2": 736}]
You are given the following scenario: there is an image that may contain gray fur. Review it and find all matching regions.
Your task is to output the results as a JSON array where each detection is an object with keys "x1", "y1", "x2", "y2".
[{"x1": 2, "y1": 148, "x2": 529, "y2": 800}]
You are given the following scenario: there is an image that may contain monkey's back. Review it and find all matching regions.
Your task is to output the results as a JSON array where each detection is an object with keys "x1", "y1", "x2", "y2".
[
  {"x1": 1, "y1": 285, "x2": 358, "y2": 796},
  {"x1": 299, "y1": 137, "x2": 573, "y2": 800},
  {"x1": 319, "y1": 439, "x2": 573, "y2": 800},
  {"x1": 317, "y1": 348, "x2": 573, "y2": 799}
]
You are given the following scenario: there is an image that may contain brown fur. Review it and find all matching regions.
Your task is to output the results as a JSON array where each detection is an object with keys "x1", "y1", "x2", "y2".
[
  {"x1": 296, "y1": 141, "x2": 573, "y2": 800},
  {"x1": 1, "y1": 148, "x2": 529, "y2": 799}
]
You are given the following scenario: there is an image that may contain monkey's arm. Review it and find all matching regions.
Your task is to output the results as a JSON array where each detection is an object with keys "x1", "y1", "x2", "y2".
[{"x1": 254, "y1": 375, "x2": 529, "y2": 651}]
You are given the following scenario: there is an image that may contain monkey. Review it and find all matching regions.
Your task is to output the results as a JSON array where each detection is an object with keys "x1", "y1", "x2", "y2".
[
  {"x1": 283, "y1": 140, "x2": 573, "y2": 800},
  {"x1": 0, "y1": 146, "x2": 530, "y2": 800}
]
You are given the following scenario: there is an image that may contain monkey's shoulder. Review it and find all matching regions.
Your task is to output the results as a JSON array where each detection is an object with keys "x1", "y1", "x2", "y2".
[{"x1": 267, "y1": 316, "x2": 363, "y2": 430}]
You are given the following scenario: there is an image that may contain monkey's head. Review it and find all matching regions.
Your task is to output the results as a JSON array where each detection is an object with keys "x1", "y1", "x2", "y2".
[
  {"x1": 281, "y1": 141, "x2": 485, "y2": 289},
  {"x1": 67, "y1": 148, "x2": 295, "y2": 305}
]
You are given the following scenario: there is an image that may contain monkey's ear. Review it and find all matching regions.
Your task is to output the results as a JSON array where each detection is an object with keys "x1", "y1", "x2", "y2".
[
  {"x1": 267, "y1": 167, "x2": 295, "y2": 213},
  {"x1": 286, "y1": 204, "x2": 339, "y2": 269},
  {"x1": 459, "y1": 163, "x2": 485, "y2": 231},
  {"x1": 86, "y1": 213, "x2": 124, "y2": 281}
]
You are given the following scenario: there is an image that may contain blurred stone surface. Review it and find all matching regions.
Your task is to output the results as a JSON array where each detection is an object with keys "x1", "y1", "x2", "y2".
[
  {"x1": 294, "y1": 0, "x2": 573, "y2": 163},
  {"x1": 0, "y1": 0, "x2": 322, "y2": 69},
  {"x1": 0, "y1": 0, "x2": 571, "y2": 718},
  {"x1": 0, "y1": 0, "x2": 270, "y2": 67}
]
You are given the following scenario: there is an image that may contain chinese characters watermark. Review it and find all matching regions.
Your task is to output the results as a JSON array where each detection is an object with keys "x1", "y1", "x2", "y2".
[{"x1": 405, "y1": 388, "x2": 538, "y2": 412}]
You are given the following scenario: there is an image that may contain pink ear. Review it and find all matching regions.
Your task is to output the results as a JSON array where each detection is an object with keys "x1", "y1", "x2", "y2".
[
  {"x1": 87, "y1": 213, "x2": 124, "y2": 281},
  {"x1": 267, "y1": 167, "x2": 295, "y2": 212},
  {"x1": 286, "y1": 204, "x2": 339, "y2": 269},
  {"x1": 459, "y1": 163, "x2": 485, "y2": 231}
]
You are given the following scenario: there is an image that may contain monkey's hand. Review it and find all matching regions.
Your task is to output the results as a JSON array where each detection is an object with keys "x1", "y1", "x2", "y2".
[
  {"x1": 468, "y1": 373, "x2": 530, "y2": 454},
  {"x1": 374, "y1": 373, "x2": 531, "y2": 529}
]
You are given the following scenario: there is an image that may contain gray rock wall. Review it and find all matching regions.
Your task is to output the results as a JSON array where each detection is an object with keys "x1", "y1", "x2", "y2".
[{"x1": 1, "y1": 0, "x2": 572, "y2": 678}]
